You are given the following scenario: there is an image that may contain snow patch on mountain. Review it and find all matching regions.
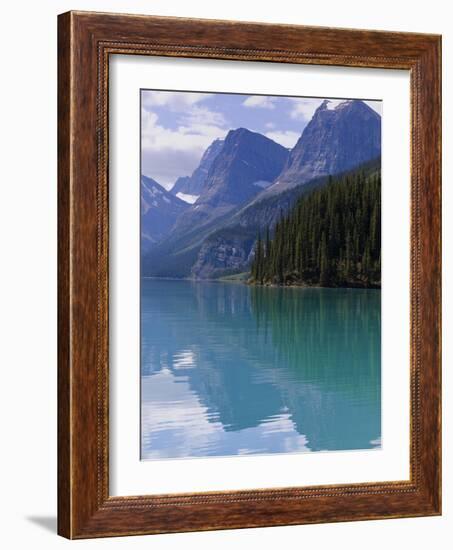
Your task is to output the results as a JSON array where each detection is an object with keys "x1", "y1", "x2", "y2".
[
  {"x1": 176, "y1": 192, "x2": 199, "y2": 204},
  {"x1": 252, "y1": 180, "x2": 272, "y2": 189}
]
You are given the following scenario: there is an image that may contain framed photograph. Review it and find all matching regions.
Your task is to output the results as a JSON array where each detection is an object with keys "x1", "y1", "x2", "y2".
[{"x1": 58, "y1": 11, "x2": 441, "y2": 538}]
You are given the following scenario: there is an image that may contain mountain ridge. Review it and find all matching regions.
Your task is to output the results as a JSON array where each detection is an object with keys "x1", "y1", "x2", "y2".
[
  {"x1": 141, "y1": 99, "x2": 381, "y2": 279},
  {"x1": 141, "y1": 175, "x2": 189, "y2": 253},
  {"x1": 142, "y1": 158, "x2": 380, "y2": 279},
  {"x1": 263, "y1": 99, "x2": 381, "y2": 196},
  {"x1": 168, "y1": 127, "x2": 289, "y2": 235},
  {"x1": 191, "y1": 158, "x2": 381, "y2": 279}
]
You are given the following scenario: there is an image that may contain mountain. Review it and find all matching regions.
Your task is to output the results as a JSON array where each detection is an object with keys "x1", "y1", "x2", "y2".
[
  {"x1": 144, "y1": 158, "x2": 379, "y2": 280},
  {"x1": 266, "y1": 99, "x2": 381, "y2": 194},
  {"x1": 201, "y1": 128, "x2": 289, "y2": 207},
  {"x1": 173, "y1": 128, "x2": 289, "y2": 233},
  {"x1": 170, "y1": 138, "x2": 224, "y2": 199},
  {"x1": 142, "y1": 129, "x2": 289, "y2": 277},
  {"x1": 191, "y1": 159, "x2": 380, "y2": 279},
  {"x1": 142, "y1": 101, "x2": 381, "y2": 280},
  {"x1": 141, "y1": 175, "x2": 189, "y2": 252}
]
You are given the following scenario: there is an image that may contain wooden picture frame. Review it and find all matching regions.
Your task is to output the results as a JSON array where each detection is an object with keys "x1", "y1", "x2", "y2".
[{"x1": 58, "y1": 10, "x2": 441, "y2": 539}]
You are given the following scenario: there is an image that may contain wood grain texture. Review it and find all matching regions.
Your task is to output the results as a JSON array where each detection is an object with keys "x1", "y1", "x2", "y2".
[
  {"x1": 57, "y1": 10, "x2": 442, "y2": 539},
  {"x1": 57, "y1": 11, "x2": 72, "y2": 538}
]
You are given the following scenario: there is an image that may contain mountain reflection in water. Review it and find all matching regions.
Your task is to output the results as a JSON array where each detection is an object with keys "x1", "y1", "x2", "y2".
[{"x1": 141, "y1": 280, "x2": 381, "y2": 459}]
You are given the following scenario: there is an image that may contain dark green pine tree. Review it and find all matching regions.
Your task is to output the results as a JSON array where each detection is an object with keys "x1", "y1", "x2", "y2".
[
  {"x1": 264, "y1": 227, "x2": 271, "y2": 280},
  {"x1": 319, "y1": 231, "x2": 329, "y2": 286},
  {"x1": 251, "y1": 167, "x2": 381, "y2": 288},
  {"x1": 251, "y1": 232, "x2": 266, "y2": 284}
]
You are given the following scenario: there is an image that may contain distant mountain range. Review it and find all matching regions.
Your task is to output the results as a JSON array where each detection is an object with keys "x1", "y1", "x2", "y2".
[
  {"x1": 141, "y1": 99, "x2": 381, "y2": 279},
  {"x1": 141, "y1": 175, "x2": 189, "y2": 254}
]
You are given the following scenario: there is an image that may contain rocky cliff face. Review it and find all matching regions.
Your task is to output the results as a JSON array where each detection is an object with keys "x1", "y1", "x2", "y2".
[
  {"x1": 267, "y1": 99, "x2": 381, "y2": 193},
  {"x1": 191, "y1": 158, "x2": 381, "y2": 279},
  {"x1": 170, "y1": 138, "x2": 224, "y2": 197},
  {"x1": 141, "y1": 175, "x2": 189, "y2": 252},
  {"x1": 191, "y1": 232, "x2": 255, "y2": 279},
  {"x1": 201, "y1": 128, "x2": 289, "y2": 207},
  {"x1": 172, "y1": 128, "x2": 289, "y2": 233}
]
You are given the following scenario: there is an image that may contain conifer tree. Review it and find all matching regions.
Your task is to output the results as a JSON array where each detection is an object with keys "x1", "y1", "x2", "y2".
[{"x1": 250, "y1": 168, "x2": 381, "y2": 288}]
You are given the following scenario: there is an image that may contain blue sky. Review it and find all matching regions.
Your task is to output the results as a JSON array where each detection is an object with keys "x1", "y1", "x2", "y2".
[{"x1": 141, "y1": 90, "x2": 382, "y2": 189}]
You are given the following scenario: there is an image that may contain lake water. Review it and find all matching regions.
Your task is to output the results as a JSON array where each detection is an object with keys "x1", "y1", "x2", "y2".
[{"x1": 141, "y1": 279, "x2": 381, "y2": 460}]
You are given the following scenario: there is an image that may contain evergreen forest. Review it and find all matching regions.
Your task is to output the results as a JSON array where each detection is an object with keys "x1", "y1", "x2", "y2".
[{"x1": 250, "y1": 169, "x2": 381, "y2": 288}]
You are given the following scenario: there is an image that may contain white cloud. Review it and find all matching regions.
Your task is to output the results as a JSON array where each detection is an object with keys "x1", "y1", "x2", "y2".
[
  {"x1": 178, "y1": 106, "x2": 227, "y2": 128},
  {"x1": 365, "y1": 100, "x2": 382, "y2": 115},
  {"x1": 141, "y1": 108, "x2": 226, "y2": 188},
  {"x1": 142, "y1": 369, "x2": 310, "y2": 460},
  {"x1": 289, "y1": 98, "x2": 324, "y2": 120},
  {"x1": 142, "y1": 90, "x2": 208, "y2": 111},
  {"x1": 243, "y1": 95, "x2": 276, "y2": 109},
  {"x1": 265, "y1": 130, "x2": 300, "y2": 149}
]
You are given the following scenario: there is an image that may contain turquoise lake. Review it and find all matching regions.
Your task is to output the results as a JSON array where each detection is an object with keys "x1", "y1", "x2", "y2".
[{"x1": 141, "y1": 279, "x2": 381, "y2": 460}]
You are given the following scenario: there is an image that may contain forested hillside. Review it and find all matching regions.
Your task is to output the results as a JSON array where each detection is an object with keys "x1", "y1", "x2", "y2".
[{"x1": 250, "y1": 170, "x2": 381, "y2": 288}]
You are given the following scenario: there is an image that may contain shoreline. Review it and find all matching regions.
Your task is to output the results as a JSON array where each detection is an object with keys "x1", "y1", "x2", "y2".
[{"x1": 141, "y1": 276, "x2": 381, "y2": 290}]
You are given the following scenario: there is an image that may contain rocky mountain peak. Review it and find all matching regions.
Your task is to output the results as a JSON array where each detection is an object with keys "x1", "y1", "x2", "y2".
[
  {"x1": 199, "y1": 128, "x2": 289, "y2": 207},
  {"x1": 270, "y1": 99, "x2": 381, "y2": 192}
]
